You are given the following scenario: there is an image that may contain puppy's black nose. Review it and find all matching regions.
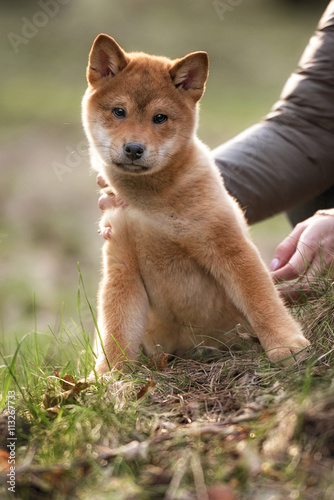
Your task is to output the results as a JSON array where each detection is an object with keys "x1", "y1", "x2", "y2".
[{"x1": 123, "y1": 142, "x2": 145, "y2": 161}]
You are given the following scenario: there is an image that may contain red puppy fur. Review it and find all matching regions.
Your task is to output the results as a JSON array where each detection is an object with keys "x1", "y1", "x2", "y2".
[{"x1": 82, "y1": 35, "x2": 309, "y2": 374}]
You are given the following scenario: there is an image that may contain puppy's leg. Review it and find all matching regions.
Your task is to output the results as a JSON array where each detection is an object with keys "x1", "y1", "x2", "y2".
[
  {"x1": 94, "y1": 242, "x2": 149, "y2": 374},
  {"x1": 190, "y1": 221, "x2": 310, "y2": 365}
]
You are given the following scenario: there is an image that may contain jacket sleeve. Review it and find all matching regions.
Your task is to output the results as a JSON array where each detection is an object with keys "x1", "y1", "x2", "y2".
[{"x1": 212, "y1": 1, "x2": 334, "y2": 225}]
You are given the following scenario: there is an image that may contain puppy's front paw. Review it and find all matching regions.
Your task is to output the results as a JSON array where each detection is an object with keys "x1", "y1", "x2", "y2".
[{"x1": 264, "y1": 333, "x2": 310, "y2": 366}]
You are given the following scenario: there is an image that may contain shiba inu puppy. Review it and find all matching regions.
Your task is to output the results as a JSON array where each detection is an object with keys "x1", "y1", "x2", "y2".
[{"x1": 82, "y1": 34, "x2": 310, "y2": 374}]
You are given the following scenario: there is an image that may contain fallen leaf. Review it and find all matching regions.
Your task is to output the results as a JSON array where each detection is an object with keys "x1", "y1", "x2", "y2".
[
  {"x1": 0, "y1": 450, "x2": 10, "y2": 472},
  {"x1": 43, "y1": 375, "x2": 90, "y2": 416},
  {"x1": 137, "y1": 380, "x2": 156, "y2": 400},
  {"x1": 45, "y1": 407, "x2": 60, "y2": 419},
  {"x1": 72, "y1": 381, "x2": 90, "y2": 395},
  {"x1": 148, "y1": 353, "x2": 169, "y2": 371},
  {"x1": 60, "y1": 374, "x2": 76, "y2": 390},
  {"x1": 208, "y1": 484, "x2": 237, "y2": 500}
]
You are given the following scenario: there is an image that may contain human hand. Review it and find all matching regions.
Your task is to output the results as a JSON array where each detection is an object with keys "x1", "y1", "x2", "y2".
[
  {"x1": 269, "y1": 211, "x2": 334, "y2": 302},
  {"x1": 97, "y1": 175, "x2": 128, "y2": 239}
]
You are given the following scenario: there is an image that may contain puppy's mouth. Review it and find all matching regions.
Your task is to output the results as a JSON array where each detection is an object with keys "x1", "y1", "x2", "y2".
[{"x1": 114, "y1": 162, "x2": 150, "y2": 174}]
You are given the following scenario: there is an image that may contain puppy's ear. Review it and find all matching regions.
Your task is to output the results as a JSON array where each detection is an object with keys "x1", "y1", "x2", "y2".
[
  {"x1": 87, "y1": 34, "x2": 128, "y2": 85},
  {"x1": 169, "y1": 52, "x2": 209, "y2": 101}
]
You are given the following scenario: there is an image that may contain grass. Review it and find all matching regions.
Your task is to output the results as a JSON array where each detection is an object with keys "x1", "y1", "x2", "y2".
[{"x1": 1, "y1": 271, "x2": 334, "y2": 500}]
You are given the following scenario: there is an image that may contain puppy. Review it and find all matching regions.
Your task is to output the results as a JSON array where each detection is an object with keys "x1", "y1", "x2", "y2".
[{"x1": 82, "y1": 34, "x2": 310, "y2": 374}]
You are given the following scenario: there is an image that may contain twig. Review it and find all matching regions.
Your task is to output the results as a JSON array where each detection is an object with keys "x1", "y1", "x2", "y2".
[
  {"x1": 164, "y1": 452, "x2": 190, "y2": 500},
  {"x1": 191, "y1": 452, "x2": 209, "y2": 500}
]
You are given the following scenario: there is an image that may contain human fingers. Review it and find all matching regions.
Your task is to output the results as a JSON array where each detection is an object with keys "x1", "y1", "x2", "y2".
[
  {"x1": 98, "y1": 216, "x2": 112, "y2": 240},
  {"x1": 97, "y1": 174, "x2": 108, "y2": 189},
  {"x1": 277, "y1": 276, "x2": 314, "y2": 304},
  {"x1": 269, "y1": 220, "x2": 309, "y2": 273},
  {"x1": 101, "y1": 226, "x2": 112, "y2": 240},
  {"x1": 98, "y1": 192, "x2": 129, "y2": 212},
  {"x1": 98, "y1": 193, "x2": 116, "y2": 211},
  {"x1": 272, "y1": 238, "x2": 316, "y2": 282},
  {"x1": 277, "y1": 250, "x2": 333, "y2": 303},
  {"x1": 274, "y1": 215, "x2": 334, "y2": 282}
]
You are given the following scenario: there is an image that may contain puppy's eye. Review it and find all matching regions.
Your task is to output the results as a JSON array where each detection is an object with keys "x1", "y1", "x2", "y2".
[
  {"x1": 112, "y1": 107, "x2": 126, "y2": 118},
  {"x1": 153, "y1": 114, "x2": 168, "y2": 124}
]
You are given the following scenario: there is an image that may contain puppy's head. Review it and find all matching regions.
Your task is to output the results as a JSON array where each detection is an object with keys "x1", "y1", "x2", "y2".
[{"x1": 82, "y1": 34, "x2": 208, "y2": 179}]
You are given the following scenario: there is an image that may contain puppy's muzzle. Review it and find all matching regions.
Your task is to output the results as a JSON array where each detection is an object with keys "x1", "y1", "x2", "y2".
[{"x1": 123, "y1": 142, "x2": 146, "y2": 161}]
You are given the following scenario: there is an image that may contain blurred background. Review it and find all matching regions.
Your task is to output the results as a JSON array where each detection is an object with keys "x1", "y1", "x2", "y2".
[{"x1": 0, "y1": 0, "x2": 328, "y2": 342}]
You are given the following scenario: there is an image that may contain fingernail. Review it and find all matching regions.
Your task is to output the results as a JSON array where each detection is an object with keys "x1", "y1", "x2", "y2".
[
  {"x1": 103, "y1": 227, "x2": 112, "y2": 239},
  {"x1": 269, "y1": 258, "x2": 280, "y2": 271},
  {"x1": 98, "y1": 194, "x2": 107, "y2": 210}
]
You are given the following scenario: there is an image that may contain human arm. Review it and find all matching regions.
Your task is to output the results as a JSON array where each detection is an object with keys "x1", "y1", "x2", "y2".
[
  {"x1": 212, "y1": 2, "x2": 334, "y2": 299},
  {"x1": 213, "y1": 1, "x2": 334, "y2": 225}
]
